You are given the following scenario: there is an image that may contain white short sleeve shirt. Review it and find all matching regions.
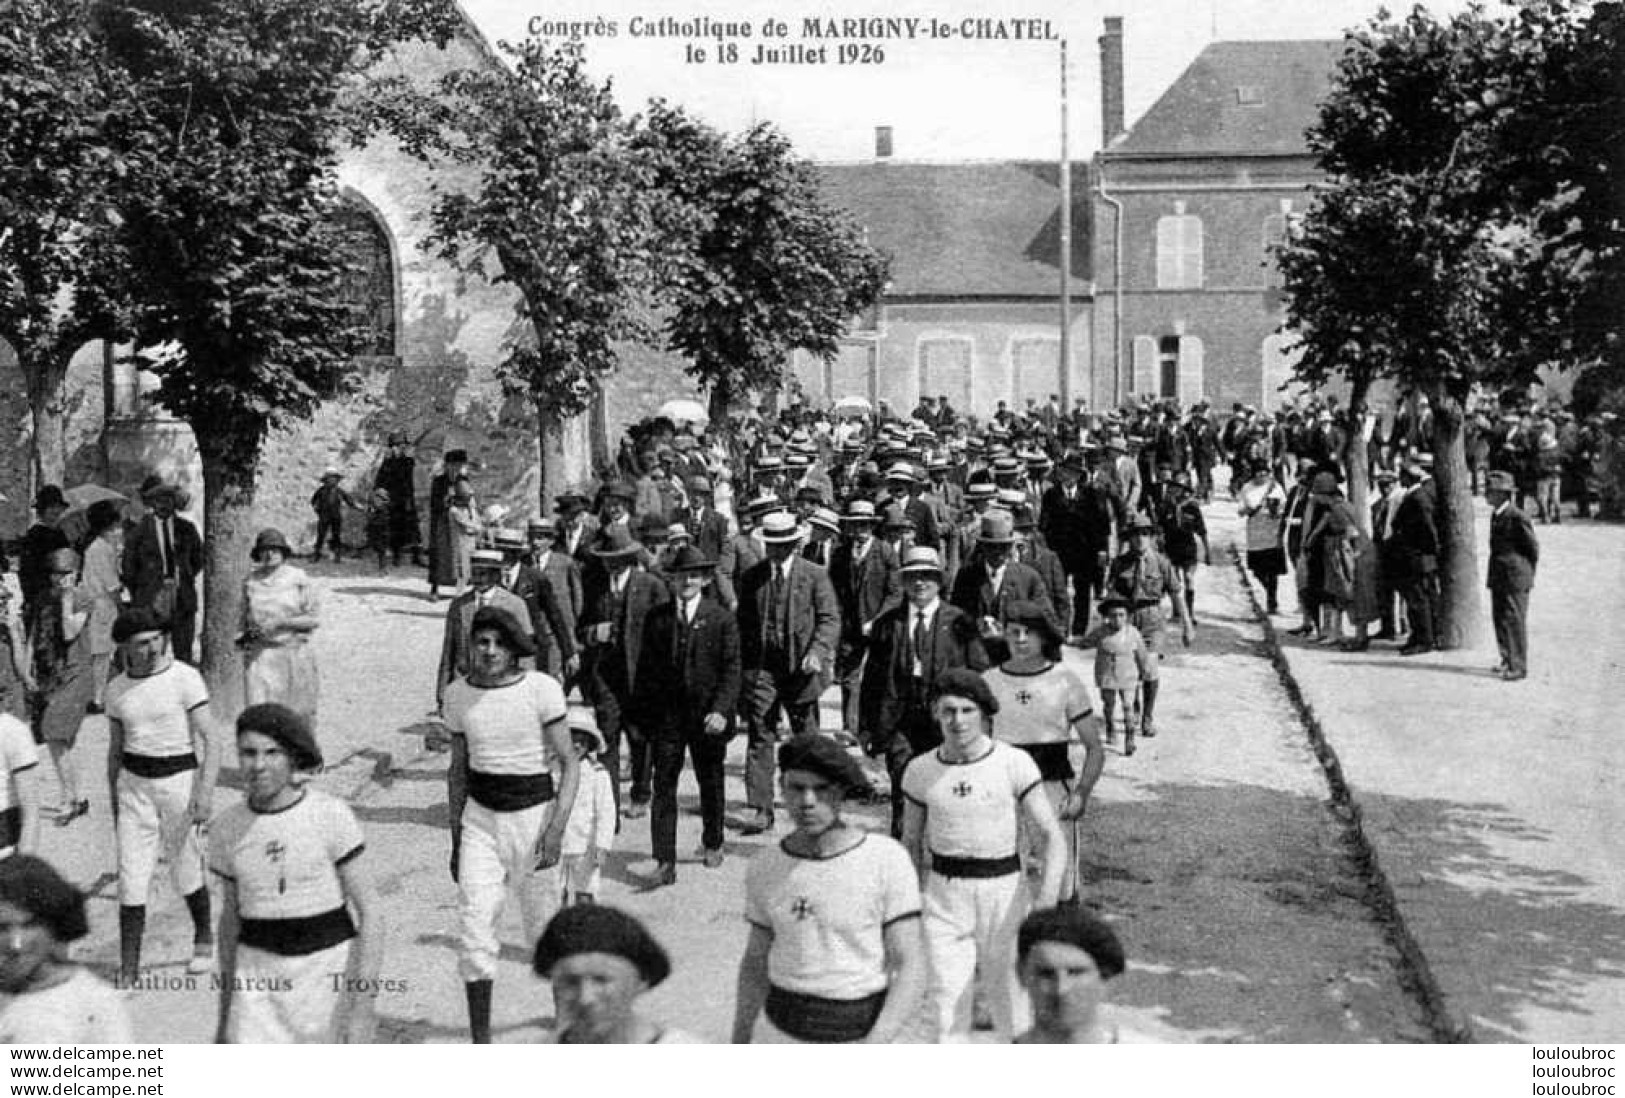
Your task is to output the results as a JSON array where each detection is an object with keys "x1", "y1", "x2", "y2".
[
  {"x1": 986, "y1": 663, "x2": 1093, "y2": 746},
  {"x1": 208, "y1": 789, "x2": 364, "y2": 920},
  {"x1": 442, "y1": 672, "x2": 568, "y2": 776},
  {"x1": 106, "y1": 662, "x2": 209, "y2": 757},
  {"x1": 902, "y1": 741, "x2": 1042, "y2": 860}
]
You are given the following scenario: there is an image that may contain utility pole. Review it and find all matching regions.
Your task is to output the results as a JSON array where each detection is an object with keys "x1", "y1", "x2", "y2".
[{"x1": 1058, "y1": 39, "x2": 1072, "y2": 410}]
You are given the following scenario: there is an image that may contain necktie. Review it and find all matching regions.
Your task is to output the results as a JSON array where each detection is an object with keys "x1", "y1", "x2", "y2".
[
  {"x1": 160, "y1": 519, "x2": 175, "y2": 578},
  {"x1": 912, "y1": 611, "x2": 927, "y2": 676}
]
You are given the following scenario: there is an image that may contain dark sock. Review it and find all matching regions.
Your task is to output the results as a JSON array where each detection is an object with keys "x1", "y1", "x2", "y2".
[
  {"x1": 465, "y1": 979, "x2": 494, "y2": 1044},
  {"x1": 1141, "y1": 680, "x2": 1159, "y2": 726},
  {"x1": 183, "y1": 888, "x2": 213, "y2": 946},
  {"x1": 119, "y1": 905, "x2": 146, "y2": 983}
]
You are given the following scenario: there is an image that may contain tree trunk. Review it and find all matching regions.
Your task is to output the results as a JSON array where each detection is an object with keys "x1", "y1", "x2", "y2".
[
  {"x1": 588, "y1": 389, "x2": 612, "y2": 478},
  {"x1": 1344, "y1": 377, "x2": 1373, "y2": 538},
  {"x1": 1427, "y1": 382, "x2": 1485, "y2": 649},
  {"x1": 707, "y1": 379, "x2": 735, "y2": 451},
  {"x1": 196, "y1": 440, "x2": 258, "y2": 717},
  {"x1": 21, "y1": 355, "x2": 70, "y2": 488},
  {"x1": 536, "y1": 401, "x2": 570, "y2": 510}
]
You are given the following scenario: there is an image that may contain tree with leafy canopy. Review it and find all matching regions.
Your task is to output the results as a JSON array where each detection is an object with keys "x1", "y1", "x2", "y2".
[
  {"x1": 419, "y1": 37, "x2": 667, "y2": 505},
  {"x1": 0, "y1": 0, "x2": 127, "y2": 486},
  {"x1": 1276, "y1": 1, "x2": 1615, "y2": 647},
  {"x1": 639, "y1": 103, "x2": 889, "y2": 432},
  {"x1": 95, "y1": 0, "x2": 456, "y2": 694}
]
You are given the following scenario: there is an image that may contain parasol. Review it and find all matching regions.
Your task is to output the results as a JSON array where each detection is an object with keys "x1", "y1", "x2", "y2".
[{"x1": 657, "y1": 399, "x2": 710, "y2": 425}]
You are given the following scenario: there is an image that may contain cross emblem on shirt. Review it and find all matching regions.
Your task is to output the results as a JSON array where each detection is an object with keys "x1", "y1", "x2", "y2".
[
  {"x1": 1015, "y1": 689, "x2": 1034, "y2": 705},
  {"x1": 952, "y1": 781, "x2": 973, "y2": 798},
  {"x1": 790, "y1": 897, "x2": 815, "y2": 921},
  {"x1": 264, "y1": 840, "x2": 288, "y2": 895}
]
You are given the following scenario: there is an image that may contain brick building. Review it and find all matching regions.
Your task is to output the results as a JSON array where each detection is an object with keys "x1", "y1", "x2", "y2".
[
  {"x1": 790, "y1": 157, "x2": 1092, "y2": 419},
  {"x1": 1092, "y1": 20, "x2": 1344, "y2": 412}
]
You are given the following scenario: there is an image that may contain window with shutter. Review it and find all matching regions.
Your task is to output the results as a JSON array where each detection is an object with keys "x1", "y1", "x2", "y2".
[
  {"x1": 1178, "y1": 336, "x2": 1205, "y2": 405},
  {"x1": 1156, "y1": 214, "x2": 1203, "y2": 289},
  {"x1": 1131, "y1": 335, "x2": 1157, "y2": 395},
  {"x1": 1262, "y1": 214, "x2": 1287, "y2": 288}
]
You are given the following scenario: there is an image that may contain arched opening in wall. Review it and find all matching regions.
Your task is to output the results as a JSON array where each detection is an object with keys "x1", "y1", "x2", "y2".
[{"x1": 332, "y1": 192, "x2": 399, "y2": 363}]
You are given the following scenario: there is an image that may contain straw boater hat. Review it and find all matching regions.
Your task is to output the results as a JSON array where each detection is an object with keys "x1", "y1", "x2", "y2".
[
  {"x1": 666, "y1": 523, "x2": 691, "y2": 544},
  {"x1": 965, "y1": 482, "x2": 998, "y2": 502},
  {"x1": 758, "y1": 512, "x2": 804, "y2": 544},
  {"x1": 808, "y1": 507, "x2": 841, "y2": 536},
  {"x1": 470, "y1": 547, "x2": 505, "y2": 572},
  {"x1": 884, "y1": 463, "x2": 916, "y2": 483},
  {"x1": 528, "y1": 516, "x2": 558, "y2": 535},
  {"x1": 841, "y1": 499, "x2": 880, "y2": 525},
  {"x1": 746, "y1": 491, "x2": 785, "y2": 517},
  {"x1": 492, "y1": 527, "x2": 526, "y2": 553},
  {"x1": 899, "y1": 546, "x2": 944, "y2": 576}
]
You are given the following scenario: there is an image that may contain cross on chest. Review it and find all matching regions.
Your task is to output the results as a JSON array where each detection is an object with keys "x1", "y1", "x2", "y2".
[
  {"x1": 790, "y1": 897, "x2": 815, "y2": 921},
  {"x1": 1015, "y1": 689, "x2": 1034, "y2": 705},
  {"x1": 952, "y1": 780, "x2": 974, "y2": 797}
]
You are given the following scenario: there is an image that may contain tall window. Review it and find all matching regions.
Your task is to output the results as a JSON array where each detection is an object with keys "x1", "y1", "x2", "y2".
[
  {"x1": 1158, "y1": 336, "x2": 1180, "y2": 398},
  {"x1": 1261, "y1": 200, "x2": 1295, "y2": 289},
  {"x1": 1134, "y1": 333, "x2": 1204, "y2": 403},
  {"x1": 1156, "y1": 203, "x2": 1204, "y2": 289},
  {"x1": 332, "y1": 198, "x2": 396, "y2": 358}
]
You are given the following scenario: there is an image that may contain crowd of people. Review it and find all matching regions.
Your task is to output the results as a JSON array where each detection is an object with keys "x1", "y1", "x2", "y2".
[{"x1": 0, "y1": 380, "x2": 1599, "y2": 1042}]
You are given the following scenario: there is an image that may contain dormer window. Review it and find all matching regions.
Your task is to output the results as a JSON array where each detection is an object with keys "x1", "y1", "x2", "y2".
[{"x1": 1236, "y1": 85, "x2": 1263, "y2": 105}]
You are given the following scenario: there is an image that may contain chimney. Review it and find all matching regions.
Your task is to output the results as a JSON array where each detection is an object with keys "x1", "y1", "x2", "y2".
[
  {"x1": 1099, "y1": 16, "x2": 1125, "y2": 145},
  {"x1": 875, "y1": 125, "x2": 893, "y2": 160}
]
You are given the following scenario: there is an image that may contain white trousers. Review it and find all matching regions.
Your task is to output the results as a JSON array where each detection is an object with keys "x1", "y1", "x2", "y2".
[
  {"x1": 226, "y1": 941, "x2": 352, "y2": 1044},
  {"x1": 921, "y1": 870, "x2": 1030, "y2": 1042},
  {"x1": 116, "y1": 769, "x2": 205, "y2": 907},
  {"x1": 457, "y1": 799, "x2": 560, "y2": 982}
]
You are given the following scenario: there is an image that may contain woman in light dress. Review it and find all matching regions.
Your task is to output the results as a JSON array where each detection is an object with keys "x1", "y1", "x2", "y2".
[{"x1": 240, "y1": 528, "x2": 321, "y2": 735}]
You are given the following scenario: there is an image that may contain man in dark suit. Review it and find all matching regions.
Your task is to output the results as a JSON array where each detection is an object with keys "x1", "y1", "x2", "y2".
[
  {"x1": 121, "y1": 477, "x2": 204, "y2": 663},
  {"x1": 860, "y1": 546, "x2": 989, "y2": 836},
  {"x1": 1012, "y1": 506, "x2": 1070, "y2": 633},
  {"x1": 828, "y1": 500, "x2": 901, "y2": 739},
  {"x1": 633, "y1": 547, "x2": 741, "y2": 886},
  {"x1": 1485, "y1": 471, "x2": 1539, "y2": 680},
  {"x1": 1369, "y1": 469, "x2": 1404, "y2": 640},
  {"x1": 495, "y1": 528, "x2": 577, "y2": 686},
  {"x1": 733, "y1": 512, "x2": 840, "y2": 835},
  {"x1": 1389, "y1": 460, "x2": 1441, "y2": 654},
  {"x1": 436, "y1": 549, "x2": 535, "y2": 710},
  {"x1": 524, "y1": 517, "x2": 583, "y2": 681},
  {"x1": 1040, "y1": 452, "x2": 1115, "y2": 641},
  {"x1": 949, "y1": 511, "x2": 1051, "y2": 665},
  {"x1": 882, "y1": 464, "x2": 939, "y2": 550},
  {"x1": 578, "y1": 527, "x2": 669, "y2": 819}
]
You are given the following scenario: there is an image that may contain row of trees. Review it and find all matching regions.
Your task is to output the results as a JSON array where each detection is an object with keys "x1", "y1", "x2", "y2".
[
  {"x1": 1277, "y1": 0, "x2": 1622, "y2": 646},
  {"x1": 1, "y1": 1, "x2": 886, "y2": 695}
]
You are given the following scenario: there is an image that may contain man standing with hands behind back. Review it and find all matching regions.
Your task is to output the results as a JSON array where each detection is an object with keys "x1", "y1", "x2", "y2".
[
  {"x1": 122, "y1": 476, "x2": 203, "y2": 664},
  {"x1": 1485, "y1": 471, "x2": 1538, "y2": 681}
]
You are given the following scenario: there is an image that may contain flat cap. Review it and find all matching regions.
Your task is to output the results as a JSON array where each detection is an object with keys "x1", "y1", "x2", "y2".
[
  {"x1": 534, "y1": 905, "x2": 671, "y2": 987},
  {"x1": 777, "y1": 734, "x2": 870, "y2": 798}
]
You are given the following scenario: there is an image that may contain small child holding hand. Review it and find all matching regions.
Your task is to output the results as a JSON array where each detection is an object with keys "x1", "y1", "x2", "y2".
[{"x1": 559, "y1": 706, "x2": 616, "y2": 906}]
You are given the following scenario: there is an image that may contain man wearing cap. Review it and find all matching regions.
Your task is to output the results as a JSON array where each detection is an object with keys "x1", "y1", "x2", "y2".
[
  {"x1": 1104, "y1": 516, "x2": 1192, "y2": 737},
  {"x1": 428, "y1": 450, "x2": 472, "y2": 601},
  {"x1": 734, "y1": 513, "x2": 841, "y2": 835},
  {"x1": 678, "y1": 477, "x2": 730, "y2": 564},
  {"x1": 437, "y1": 549, "x2": 534, "y2": 712},
  {"x1": 1155, "y1": 471, "x2": 1210, "y2": 624},
  {"x1": 883, "y1": 464, "x2": 940, "y2": 551},
  {"x1": 632, "y1": 546, "x2": 740, "y2": 883},
  {"x1": 1369, "y1": 469, "x2": 1405, "y2": 639},
  {"x1": 1485, "y1": 471, "x2": 1538, "y2": 681},
  {"x1": 554, "y1": 494, "x2": 598, "y2": 563},
  {"x1": 733, "y1": 735, "x2": 926, "y2": 1043},
  {"x1": 372, "y1": 432, "x2": 421, "y2": 567},
  {"x1": 210, "y1": 704, "x2": 382, "y2": 1043},
  {"x1": 801, "y1": 506, "x2": 841, "y2": 569},
  {"x1": 524, "y1": 518, "x2": 583, "y2": 681},
  {"x1": 901, "y1": 669, "x2": 1066, "y2": 1041},
  {"x1": 310, "y1": 468, "x2": 361, "y2": 563},
  {"x1": 949, "y1": 511, "x2": 1052, "y2": 665},
  {"x1": 1389, "y1": 459, "x2": 1441, "y2": 654},
  {"x1": 1099, "y1": 435, "x2": 1141, "y2": 523},
  {"x1": 829, "y1": 501, "x2": 901, "y2": 741},
  {"x1": 443, "y1": 606, "x2": 577, "y2": 1043},
  {"x1": 579, "y1": 527, "x2": 670, "y2": 819},
  {"x1": 103, "y1": 607, "x2": 220, "y2": 985},
  {"x1": 121, "y1": 476, "x2": 203, "y2": 663},
  {"x1": 1012, "y1": 507, "x2": 1071, "y2": 632},
  {"x1": 534, "y1": 905, "x2": 699, "y2": 1043},
  {"x1": 860, "y1": 547, "x2": 989, "y2": 837}
]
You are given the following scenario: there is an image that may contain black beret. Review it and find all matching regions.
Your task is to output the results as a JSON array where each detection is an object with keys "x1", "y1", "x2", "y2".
[
  {"x1": 777, "y1": 734, "x2": 869, "y2": 798},
  {"x1": 1017, "y1": 905, "x2": 1126, "y2": 979},
  {"x1": 929, "y1": 668, "x2": 999, "y2": 716},
  {"x1": 469, "y1": 606, "x2": 536, "y2": 658},
  {"x1": 237, "y1": 703, "x2": 323, "y2": 771},
  {"x1": 112, "y1": 606, "x2": 170, "y2": 643},
  {"x1": 533, "y1": 905, "x2": 671, "y2": 987},
  {"x1": 0, "y1": 856, "x2": 88, "y2": 943}
]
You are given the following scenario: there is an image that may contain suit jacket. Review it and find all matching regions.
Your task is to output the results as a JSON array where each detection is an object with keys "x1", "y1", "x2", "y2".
[
  {"x1": 828, "y1": 539, "x2": 901, "y2": 651},
  {"x1": 949, "y1": 556, "x2": 1051, "y2": 626},
  {"x1": 436, "y1": 586, "x2": 534, "y2": 706},
  {"x1": 858, "y1": 602, "x2": 989, "y2": 746},
  {"x1": 679, "y1": 506, "x2": 731, "y2": 564},
  {"x1": 633, "y1": 595, "x2": 742, "y2": 736},
  {"x1": 122, "y1": 513, "x2": 203, "y2": 614},
  {"x1": 736, "y1": 555, "x2": 840, "y2": 702},
  {"x1": 532, "y1": 550, "x2": 583, "y2": 639},
  {"x1": 1020, "y1": 542, "x2": 1071, "y2": 630},
  {"x1": 578, "y1": 569, "x2": 670, "y2": 697},
  {"x1": 1487, "y1": 504, "x2": 1539, "y2": 592},
  {"x1": 1388, "y1": 480, "x2": 1440, "y2": 579},
  {"x1": 1039, "y1": 483, "x2": 1114, "y2": 566},
  {"x1": 508, "y1": 565, "x2": 576, "y2": 663}
]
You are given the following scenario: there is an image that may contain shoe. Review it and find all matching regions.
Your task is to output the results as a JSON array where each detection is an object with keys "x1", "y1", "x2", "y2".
[
  {"x1": 1266, "y1": 603, "x2": 1280, "y2": 616},
  {"x1": 1373, "y1": 629, "x2": 1397, "y2": 641},
  {"x1": 1140, "y1": 723, "x2": 1157, "y2": 739},
  {"x1": 186, "y1": 946, "x2": 214, "y2": 975},
  {"x1": 1398, "y1": 644, "x2": 1429, "y2": 656},
  {"x1": 1123, "y1": 739, "x2": 1137, "y2": 757},
  {"x1": 1315, "y1": 634, "x2": 1342, "y2": 647},
  {"x1": 1286, "y1": 625, "x2": 1314, "y2": 637},
  {"x1": 623, "y1": 801, "x2": 649, "y2": 820},
  {"x1": 730, "y1": 811, "x2": 773, "y2": 836},
  {"x1": 1339, "y1": 639, "x2": 1371, "y2": 652},
  {"x1": 1500, "y1": 669, "x2": 1527, "y2": 681},
  {"x1": 702, "y1": 847, "x2": 725, "y2": 869},
  {"x1": 642, "y1": 862, "x2": 677, "y2": 889},
  {"x1": 56, "y1": 799, "x2": 89, "y2": 827}
]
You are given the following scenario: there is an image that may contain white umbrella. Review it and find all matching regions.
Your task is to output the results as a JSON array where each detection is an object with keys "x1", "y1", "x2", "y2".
[
  {"x1": 658, "y1": 399, "x2": 709, "y2": 425},
  {"x1": 63, "y1": 484, "x2": 128, "y2": 511},
  {"x1": 833, "y1": 395, "x2": 873, "y2": 414}
]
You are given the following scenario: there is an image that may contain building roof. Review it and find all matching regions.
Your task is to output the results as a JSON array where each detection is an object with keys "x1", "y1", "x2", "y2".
[
  {"x1": 1108, "y1": 40, "x2": 1346, "y2": 158},
  {"x1": 812, "y1": 162, "x2": 1093, "y2": 298}
]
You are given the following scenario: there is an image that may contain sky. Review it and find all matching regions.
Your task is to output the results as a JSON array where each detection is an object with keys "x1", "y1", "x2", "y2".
[{"x1": 459, "y1": 0, "x2": 1482, "y2": 161}]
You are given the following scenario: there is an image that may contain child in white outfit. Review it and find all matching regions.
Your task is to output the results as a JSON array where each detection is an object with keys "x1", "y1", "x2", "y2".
[
  {"x1": 1093, "y1": 598, "x2": 1153, "y2": 756},
  {"x1": 559, "y1": 707, "x2": 616, "y2": 905}
]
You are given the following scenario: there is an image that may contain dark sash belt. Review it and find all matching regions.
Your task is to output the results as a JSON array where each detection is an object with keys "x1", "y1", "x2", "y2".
[
  {"x1": 239, "y1": 907, "x2": 357, "y2": 957},
  {"x1": 765, "y1": 985, "x2": 886, "y2": 1043},
  {"x1": 0, "y1": 806, "x2": 19, "y2": 850},
  {"x1": 468, "y1": 770, "x2": 555, "y2": 812},
  {"x1": 930, "y1": 853, "x2": 1021, "y2": 879},
  {"x1": 122, "y1": 752, "x2": 198, "y2": 779}
]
